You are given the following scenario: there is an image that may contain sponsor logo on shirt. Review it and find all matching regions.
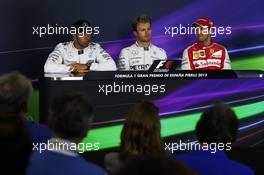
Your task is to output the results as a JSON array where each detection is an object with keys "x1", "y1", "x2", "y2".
[
  {"x1": 207, "y1": 58, "x2": 221, "y2": 67},
  {"x1": 211, "y1": 50, "x2": 222, "y2": 58},
  {"x1": 199, "y1": 50, "x2": 206, "y2": 58},
  {"x1": 130, "y1": 64, "x2": 150, "y2": 70},
  {"x1": 193, "y1": 60, "x2": 207, "y2": 68},
  {"x1": 193, "y1": 50, "x2": 206, "y2": 59},
  {"x1": 193, "y1": 59, "x2": 221, "y2": 68},
  {"x1": 130, "y1": 60, "x2": 141, "y2": 64},
  {"x1": 132, "y1": 50, "x2": 139, "y2": 55},
  {"x1": 193, "y1": 51, "x2": 200, "y2": 59}
]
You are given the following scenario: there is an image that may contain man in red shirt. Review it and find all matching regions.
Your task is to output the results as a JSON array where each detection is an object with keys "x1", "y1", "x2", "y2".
[{"x1": 181, "y1": 17, "x2": 232, "y2": 70}]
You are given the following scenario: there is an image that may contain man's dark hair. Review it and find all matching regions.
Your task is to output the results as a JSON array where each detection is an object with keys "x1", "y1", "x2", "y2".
[
  {"x1": 73, "y1": 20, "x2": 91, "y2": 29},
  {"x1": 196, "y1": 103, "x2": 238, "y2": 144},
  {"x1": 132, "y1": 15, "x2": 152, "y2": 31},
  {"x1": 0, "y1": 116, "x2": 32, "y2": 175},
  {"x1": 73, "y1": 20, "x2": 92, "y2": 34},
  {"x1": 0, "y1": 72, "x2": 33, "y2": 114},
  {"x1": 49, "y1": 93, "x2": 94, "y2": 139}
]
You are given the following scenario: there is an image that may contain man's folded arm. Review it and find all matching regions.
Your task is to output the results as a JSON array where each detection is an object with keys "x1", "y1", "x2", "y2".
[
  {"x1": 90, "y1": 46, "x2": 117, "y2": 71},
  {"x1": 44, "y1": 43, "x2": 71, "y2": 73}
]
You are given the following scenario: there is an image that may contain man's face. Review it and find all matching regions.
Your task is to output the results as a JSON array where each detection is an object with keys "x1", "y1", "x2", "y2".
[
  {"x1": 74, "y1": 32, "x2": 91, "y2": 48},
  {"x1": 195, "y1": 26, "x2": 211, "y2": 42},
  {"x1": 134, "y1": 22, "x2": 152, "y2": 42}
]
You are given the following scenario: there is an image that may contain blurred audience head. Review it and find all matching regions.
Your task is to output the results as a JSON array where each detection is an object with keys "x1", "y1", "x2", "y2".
[
  {"x1": 196, "y1": 103, "x2": 238, "y2": 144},
  {"x1": 120, "y1": 101, "x2": 164, "y2": 157},
  {"x1": 116, "y1": 156, "x2": 196, "y2": 175},
  {"x1": 0, "y1": 71, "x2": 33, "y2": 117},
  {"x1": 49, "y1": 93, "x2": 94, "y2": 142},
  {"x1": 0, "y1": 115, "x2": 32, "y2": 175}
]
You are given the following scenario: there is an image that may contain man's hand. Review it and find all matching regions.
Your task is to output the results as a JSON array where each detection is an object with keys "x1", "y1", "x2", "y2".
[{"x1": 69, "y1": 63, "x2": 89, "y2": 73}]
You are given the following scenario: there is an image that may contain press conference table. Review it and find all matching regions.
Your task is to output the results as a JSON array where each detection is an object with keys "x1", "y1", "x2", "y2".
[{"x1": 39, "y1": 70, "x2": 263, "y2": 125}]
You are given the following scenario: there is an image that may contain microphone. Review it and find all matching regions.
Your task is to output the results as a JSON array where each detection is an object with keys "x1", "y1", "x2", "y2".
[
  {"x1": 86, "y1": 59, "x2": 94, "y2": 66},
  {"x1": 78, "y1": 50, "x2": 84, "y2": 55}
]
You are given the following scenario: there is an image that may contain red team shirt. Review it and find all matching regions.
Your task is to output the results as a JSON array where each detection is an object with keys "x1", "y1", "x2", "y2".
[{"x1": 181, "y1": 42, "x2": 232, "y2": 70}]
